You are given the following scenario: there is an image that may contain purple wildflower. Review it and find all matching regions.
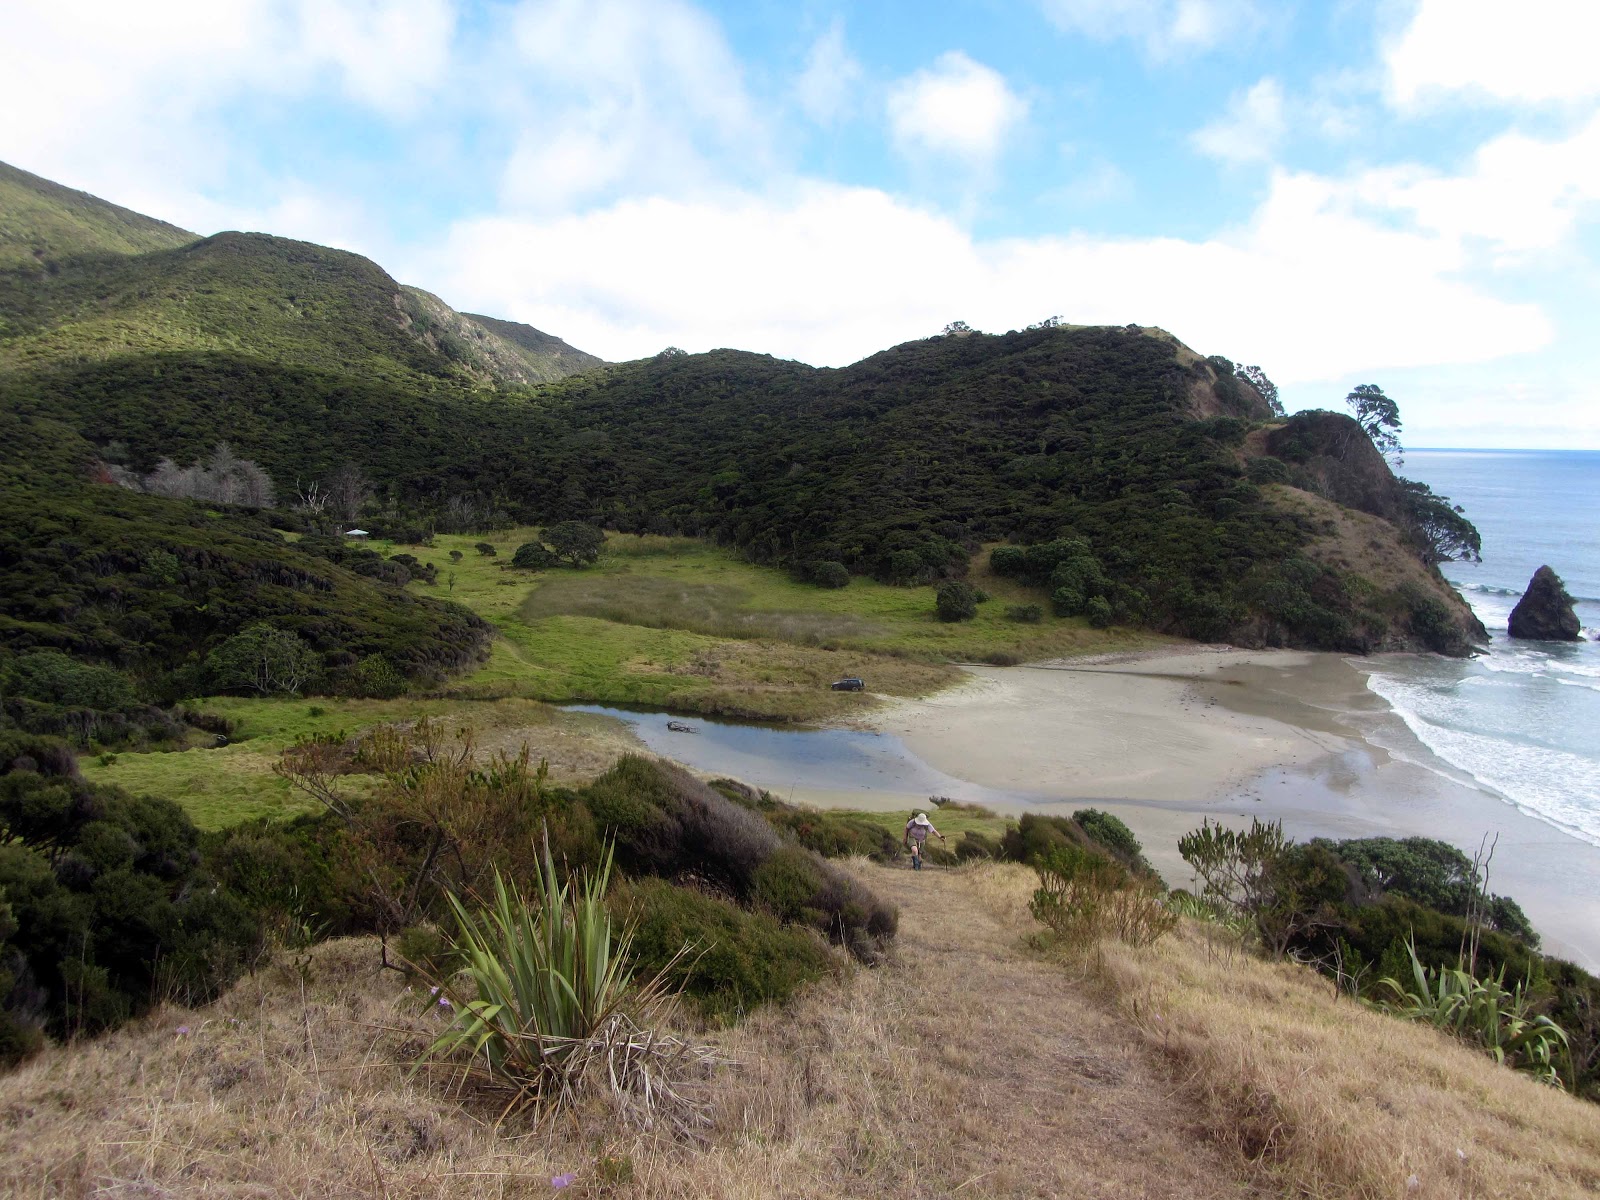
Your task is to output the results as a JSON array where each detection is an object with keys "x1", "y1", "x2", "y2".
[
  {"x1": 551, "y1": 1173, "x2": 577, "y2": 1189},
  {"x1": 176, "y1": 1025, "x2": 191, "y2": 1036}
]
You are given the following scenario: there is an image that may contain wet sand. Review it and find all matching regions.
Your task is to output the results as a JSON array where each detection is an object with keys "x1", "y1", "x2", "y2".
[{"x1": 855, "y1": 648, "x2": 1600, "y2": 971}]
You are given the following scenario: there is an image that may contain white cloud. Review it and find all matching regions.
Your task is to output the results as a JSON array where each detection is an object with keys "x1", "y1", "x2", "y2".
[
  {"x1": 1353, "y1": 113, "x2": 1600, "y2": 260},
  {"x1": 496, "y1": 0, "x2": 770, "y2": 210},
  {"x1": 0, "y1": 0, "x2": 457, "y2": 237},
  {"x1": 1386, "y1": 0, "x2": 1600, "y2": 108},
  {"x1": 1192, "y1": 77, "x2": 1286, "y2": 163},
  {"x1": 796, "y1": 21, "x2": 863, "y2": 125},
  {"x1": 418, "y1": 168, "x2": 1548, "y2": 387},
  {"x1": 887, "y1": 53, "x2": 1027, "y2": 164},
  {"x1": 1038, "y1": 0, "x2": 1263, "y2": 58}
]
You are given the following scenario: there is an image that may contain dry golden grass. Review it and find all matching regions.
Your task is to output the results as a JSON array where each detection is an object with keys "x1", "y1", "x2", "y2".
[
  {"x1": 2, "y1": 864, "x2": 1595, "y2": 1199},
  {"x1": 1096, "y1": 923, "x2": 1600, "y2": 1199}
]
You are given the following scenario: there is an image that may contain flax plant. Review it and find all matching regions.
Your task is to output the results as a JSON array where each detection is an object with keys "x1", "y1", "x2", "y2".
[
  {"x1": 420, "y1": 838, "x2": 720, "y2": 1133},
  {"x1": 1376, "y1": 938, "x2": 1571, "y2": 1088}
]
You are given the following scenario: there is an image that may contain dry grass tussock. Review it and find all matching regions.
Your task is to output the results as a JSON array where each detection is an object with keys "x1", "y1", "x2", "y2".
[
  {"x1": 1096, "y1": 922, "x2": 1600, "y2": 1199},
  {"x1": 2, "y1": 863, "x2": 1595, "y2": 1198}
]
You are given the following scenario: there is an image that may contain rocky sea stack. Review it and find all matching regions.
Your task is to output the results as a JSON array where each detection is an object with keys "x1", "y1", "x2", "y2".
[{"x1": 1507, "y1": 565, "x2": 1583, "y2": 641}]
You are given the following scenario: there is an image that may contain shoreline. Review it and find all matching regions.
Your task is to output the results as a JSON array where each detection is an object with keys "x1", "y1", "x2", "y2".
[{"x1": 843, "y1": 647, "x2": 1600, "y2": 972}]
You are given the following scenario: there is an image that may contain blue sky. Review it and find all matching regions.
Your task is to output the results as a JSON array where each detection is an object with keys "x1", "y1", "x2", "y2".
[{"x1": 4, "y1": 0, "x2": 1599, "y2": 446}]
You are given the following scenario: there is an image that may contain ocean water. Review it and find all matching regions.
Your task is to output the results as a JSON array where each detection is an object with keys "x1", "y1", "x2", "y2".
[{"x1": 1358, "y1": 449, "x2": 1600, "y2": 849}]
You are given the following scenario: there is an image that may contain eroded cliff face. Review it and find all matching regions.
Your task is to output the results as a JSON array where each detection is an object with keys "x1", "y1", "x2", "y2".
[{"x1": 1241, "y1": 410, "x2": 1487, "y2": 655}]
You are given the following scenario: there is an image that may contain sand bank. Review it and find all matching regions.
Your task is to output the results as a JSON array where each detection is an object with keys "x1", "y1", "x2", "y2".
[{"x1": 857, "y1": 648, "x2": 1600, "y2": 971}]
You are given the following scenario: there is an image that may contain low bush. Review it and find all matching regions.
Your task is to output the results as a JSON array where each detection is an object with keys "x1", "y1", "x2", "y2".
[
  {"x1": 581, "y1": 757, "x2": 897, "y2": 959},
  {"x1": 955, "y1": 831, "x2": 1001, "y2": 861},
  {"x1": 1029, "y1": 843, "x2": 1176, "y2": 953},
  {"x1": 1004, "y1": 604, "x2": 1043, "y2": 623},
  {"x1": 615, "y1": 877, "x2": 833, "y2": 1020},
  {"x1": 0, "y1": 734, "x2": 262, "y2": 1059},
  {"x1": 764, "y1": 808, "x2": 899, "y2": 862},
  {"x1": 935, "y1": 580, "x2": 980, "y2": 622}
]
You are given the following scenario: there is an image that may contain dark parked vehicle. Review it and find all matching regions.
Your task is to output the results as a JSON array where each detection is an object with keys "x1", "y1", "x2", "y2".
[{"x1": 831, "y1": 677, "x2": 865, "y2": 691}]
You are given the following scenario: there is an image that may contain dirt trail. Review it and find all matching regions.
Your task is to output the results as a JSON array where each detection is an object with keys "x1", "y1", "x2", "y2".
[
  {"x1": 0, "y1": 863, "x2": 1269, "y2": 1200},
  {"x1": 709, "y1": 861, "x2": 1265, "y2": 1199}
]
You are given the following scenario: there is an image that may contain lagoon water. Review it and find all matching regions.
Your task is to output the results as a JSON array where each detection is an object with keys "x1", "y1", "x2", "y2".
[
  {"x1": 563, "y1": 703, "x2": 1034, "y2": 808},
  {"x1": 1361, "y1": 450, "x2": 1600, "y2": 850}
]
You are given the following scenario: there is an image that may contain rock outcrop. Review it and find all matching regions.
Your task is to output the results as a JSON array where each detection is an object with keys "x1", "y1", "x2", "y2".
[{"x1": 1508, "y1": 566, "x2": 1583, "y2": 641}]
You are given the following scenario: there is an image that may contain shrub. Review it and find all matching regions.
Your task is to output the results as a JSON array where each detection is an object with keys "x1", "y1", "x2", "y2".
[
  {"x1": 955, "y1": 831, "x2": 1001, "y2": 861},
  {"x1": 1004, "y1": 604, "x2": 1043, "y2": 623},
  {"x1": 764, "y1": 808, "x2": 899, "y2": 862},
  {"x1": 1085, "y1": 595, "x2": 1114, "y2": 627},
  {"x1": 580, "y1": 757, "x2": 896, "y2": 959},
  {"x1": 935, "y1": 580, "x2": 980, "y2": 622},
  {"x1": 988, "y1": 545, "x2": 1027, "y2": 577},
  {"x1": 338, "y1": 653, "x2": 407, "y2": 699},
  {"x1": 542, "y1": 521, "x2": 607, "y2": 567},
  {"x1": 474, "y1": 542, "x2": 497, "y2": 556},
  {"x1": 512, "y1": 541, "x2": 560, "y2": 570},
  {"x1": 205, "y1": 623, "x2": 319, "y2": 695},
  {"x1": 1246, "y1": 456, "x2": 1291, "y2": 485},
  {"x1": 1072, "y1": 808, "x2": 1146, "y2": 868},
  {"x1": 753, "y1": 847, "x2": 827, "y2": 924},
  {"x1": 809, "y1": 560, "x2": 850, "y2": 589},
  {"x1": 2, "y1": 650, "x2": 136, "y2": 710},
  {"x1": 1029, "y1": 844, "x2": 1175, "y2": 952},
  {"x1": 0, "y1": 753, "x2": 263, "y2": 1049},
  {"x1": 613, "y1": 877, "x2": 833, "y2": 1020}
]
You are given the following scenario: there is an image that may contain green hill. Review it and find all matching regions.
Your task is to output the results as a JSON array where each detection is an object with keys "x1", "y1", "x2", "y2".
[
  {"x1": 0, "y1": 163, "x2": 1484, "y2": 662},
  {"x1": 0, "y1": 161, "x2": 603, "y2": 388},
  {"x1": 0, "y1": 161, "x2": 196, "y2": 270}
]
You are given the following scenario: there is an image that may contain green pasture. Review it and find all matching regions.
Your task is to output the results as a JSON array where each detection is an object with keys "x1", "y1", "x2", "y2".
[{"x1": 97, "y1": 531, "x2": 1148, "y2": 828}]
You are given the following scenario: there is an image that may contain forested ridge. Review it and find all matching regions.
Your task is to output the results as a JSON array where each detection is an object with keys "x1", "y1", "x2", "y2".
[{"x1": 1, "y1": 158, "x2": 1484, "y2": 687}]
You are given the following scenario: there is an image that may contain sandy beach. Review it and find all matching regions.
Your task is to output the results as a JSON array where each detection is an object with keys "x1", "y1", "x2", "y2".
[{"x1": 852, "y1": 648, "x2": 1600, "y2": 971}]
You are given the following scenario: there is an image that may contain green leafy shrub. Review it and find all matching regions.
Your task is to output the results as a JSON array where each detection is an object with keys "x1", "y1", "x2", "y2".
[
  {"x1": 338, "y1": 653, "x2": 407, "y2": 699},
  {"x1": 474, "y1": 542, "x2": 497, "y2": 556},
  {"x1": 764, "y1": 808, "x2": 900, "y2": 862},
  {"x1": 512, "y1": 541, "x2": 560, "y2": 569},
  {"x1": 753, "y1": 848, "x2": 827, "y2": 923},
  {"x1": 581, "y1": 757, "x2": 896, "y2": 959},
  {"x1": 1029, "y1": 843, "x2": 1176, "y2": 952},
  {"x1": 1004, "y1": 604, "x2": 1043, "y2": 623},
  {"x1": 205, "y1": 623, "x2": 320, "y2": 695},
  {"x1": 955, "y1": 831, "x2": 1001, "y2": 861},
  {"x1": 1245, "y1": 456, "x2": 1291, "y2": 485},
  {"x1": 0, "y1": 736, "x2": 262, "y2": 1052},
  {"x1": 613, "y1": 877, "x2": 833, "y2": 1020},
  {"x1": 2, "y1": 650, "x2": 135, "y2": 710},
  {"x1": 1072, "y1": 808, "x2": 1148, "y2": 870},
  {"x1": 808, "y1": 561, "x2": 850, "y2": 589},
  {"x1": 935, "y1": 580, "x2": 980, "y2": 622}
]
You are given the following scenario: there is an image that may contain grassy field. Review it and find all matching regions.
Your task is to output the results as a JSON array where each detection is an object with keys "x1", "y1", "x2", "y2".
[{"x1": 91, "y1": 531, "x2": 1149, "y2": 829}]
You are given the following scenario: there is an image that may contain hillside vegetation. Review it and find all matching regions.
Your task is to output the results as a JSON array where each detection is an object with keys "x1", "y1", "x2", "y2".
[
  {"x1": 0, "y1": 161, "x2": 195, "y2": 270},
  {"x1": 0, "y1": 161, "x2": 1486, "y2": 660},
  {"x1": 3, "y1": 861, "x2": 1596, "y2": 1199}
]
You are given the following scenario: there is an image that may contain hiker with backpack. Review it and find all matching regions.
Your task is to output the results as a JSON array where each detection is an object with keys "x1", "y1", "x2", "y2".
[{"x1": 903, "y1": 811, "x2": 944, "y2": 869}]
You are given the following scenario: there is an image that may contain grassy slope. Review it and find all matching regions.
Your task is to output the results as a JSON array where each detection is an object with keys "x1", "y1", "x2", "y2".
[
  {"x1": 0, "y1": 161, "x2": 196, "y2": 270},
  {"x1": 0, "y1": 159, "x2": 598, "y2": 392},
  {"x1": 3, "y1": 862, "x2": 1594, "y2": 1199},
  {"x1": 83, "y1": 531, "x2": 1147, "y2": 829}
]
